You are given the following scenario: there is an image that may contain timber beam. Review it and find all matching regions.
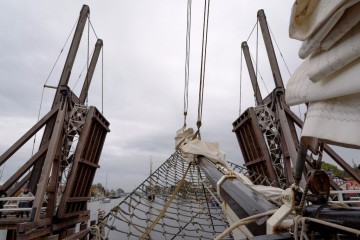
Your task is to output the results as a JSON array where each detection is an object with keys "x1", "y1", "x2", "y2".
[{"x1": 198, "y1": 157, "x2": 276, "y2": 236}]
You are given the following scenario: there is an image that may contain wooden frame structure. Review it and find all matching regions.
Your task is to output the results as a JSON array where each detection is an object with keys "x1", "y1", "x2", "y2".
[
  {"x1": 0, "y1": 5, "x2": 110, "y2": 239},
  {"x1": 233, "y1": 9, "x2": 360, "y2": 189}
]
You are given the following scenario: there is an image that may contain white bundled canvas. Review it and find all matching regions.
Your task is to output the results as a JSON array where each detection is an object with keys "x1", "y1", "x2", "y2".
[
  {"x1": 308, "y1": 23, "x2": 360, "y2": 82},
  {"x1": 286, "y1": 57, "x2": 360, "y2": 105},
  {"x1": 175, "y1": 126, "x2": 194, "y2": 149},
  {"x1": 289, "y1": 0, "x2": 350, "y2": 41},
  {"x1": 287, "y1": 1, "x2": 360, "y2": 147},
  {"x1": 180, "y1": 139, "x2": 226, "y2": 165},
  {"x1": 321, "y1": 2, "x2": 360, "y2": 51},
  {"x1": 298, "y1": 0, "x2": 359, "y2": 59}
]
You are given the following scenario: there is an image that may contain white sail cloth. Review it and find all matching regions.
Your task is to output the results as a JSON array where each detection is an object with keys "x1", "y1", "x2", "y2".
[
  {"x1": 289, "y1": 0, "x2": 359, "y2": 41},
  {"x1": 295, "y1": 0, "x2": 360, "y2": 59},
  {"x1": 175, "y1": 126, "x2": 226, "y2": 165},
  {"x1": 286, "y1": 0, "x2": 360, "y2": 148}
]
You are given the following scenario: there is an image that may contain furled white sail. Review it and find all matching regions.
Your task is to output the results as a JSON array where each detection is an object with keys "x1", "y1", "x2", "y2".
[
  {"x1": 289, "y1": 0, "x2": 356, "y2": 41},
  {"x1": 287, "y1": 0, "x2": 360, "y2": 148},
  {"x1": 297, "y1": 0, "x2": 359, "y2": 59},
  {"x1": 175, "y1": 126, "x2": 227, "y2": 164},
  {"x1": 308, "y1": 23, "x2": 360, "y2": 82}
]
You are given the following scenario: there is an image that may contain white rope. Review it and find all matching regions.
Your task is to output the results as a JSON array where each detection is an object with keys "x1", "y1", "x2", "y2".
[
  {"x1": 294, "y1": 216, "x2": 360, "y2": 240},
  {"x1": 139, "y1": 163, "x2": 192, "y2": 240},
  {"x1": 214, "y1": 209, "x2": 277, "y2": 240},
  {"x1": 90, "y1": 225, "x2": 106, "y2": 240}
]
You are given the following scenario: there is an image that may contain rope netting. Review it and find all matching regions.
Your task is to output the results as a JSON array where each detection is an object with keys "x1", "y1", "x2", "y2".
[{"x1": 98, "y1": 150, "x2": 232, "y2": 239}]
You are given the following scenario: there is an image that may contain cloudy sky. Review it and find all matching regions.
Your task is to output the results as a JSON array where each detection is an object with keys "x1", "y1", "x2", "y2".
[{"x1": 0, "y1": 1, "x2": 356, "y2": 192}]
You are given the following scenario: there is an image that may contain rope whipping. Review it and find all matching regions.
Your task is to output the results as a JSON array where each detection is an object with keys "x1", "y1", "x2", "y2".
[
  {"x1": 98, "y1": 151, "x2": 232, "y2": 240},
  {"x1": 183, "y1": 0, "x2": 192, "y2": 127},
  {"x1": 196, "y1": 0, "x2": 211, "y2": 138}
]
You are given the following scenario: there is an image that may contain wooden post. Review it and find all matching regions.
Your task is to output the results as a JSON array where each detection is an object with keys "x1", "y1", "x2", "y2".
[
  {"x1": 257, "y1": 9, "x2": 284, "y2": 90},
  {"x1": 79, "y1": 39, "x2": 103, "y2": 104},
  {"x1": 241, "y1": 41, "x2": 263, "y2": 105}
]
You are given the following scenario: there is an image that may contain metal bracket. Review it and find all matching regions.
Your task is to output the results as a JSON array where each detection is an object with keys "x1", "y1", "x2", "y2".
[{"x1": 217, "y1": 173, "x2": 236, "y2": 197}]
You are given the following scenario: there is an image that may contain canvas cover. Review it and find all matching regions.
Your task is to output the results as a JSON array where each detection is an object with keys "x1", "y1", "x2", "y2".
[
  {"x1": 287, "y1": 0, "x2": 360, "y2": 148},
  {"x1": 175, "y1": 127, "x2": 227, "y2": 165}
]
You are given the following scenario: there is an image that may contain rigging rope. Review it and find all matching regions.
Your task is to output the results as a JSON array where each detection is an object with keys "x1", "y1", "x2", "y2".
[
  {"x1": 139, "y1": 163, "x2": 192, "y2": 240},
  {"x1": 215, "y1": 209, "x2": 277, "y2": 240},
  {"x1": 197, "y1": 0, "x2": 211, "y2": 138},
  {"x1": 183, "y1": 0, "x2": 192, "y2": 127}
]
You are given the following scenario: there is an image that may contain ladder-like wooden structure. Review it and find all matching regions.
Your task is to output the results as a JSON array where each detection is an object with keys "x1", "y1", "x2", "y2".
[{"x1": 0, "y1": 5, "x2": 110, "y2": 239}]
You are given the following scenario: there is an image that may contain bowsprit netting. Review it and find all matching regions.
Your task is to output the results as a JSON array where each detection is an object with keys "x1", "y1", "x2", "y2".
[{"x1": 99, "y1": 150, "x2": 232, "y2": 239}]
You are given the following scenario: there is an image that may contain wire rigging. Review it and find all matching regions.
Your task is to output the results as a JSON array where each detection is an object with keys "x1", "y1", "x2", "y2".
[
  {"x1": 88, "y1": 19, "x2": 99, "y2": 39},
  {"x1": 242, "y1": 19, "x2": 269, "y2": 101},
  {"x1": 249, "y1": 50, "x2": 269, "y2": 94},
  {"x1": 268, "y1": 25, "x2": 303, "y2": 120},
  {"x1": 197, "y1": 0, "x2": 211, "y2": 138},
  {"x1": 268, "y1": 25, "x2": 292, "y2": 77},
  {"x1": 101, "y1": 46, "x2": 104, "y2": 114},
  {"x1": 86, "y1": 14, "x2": 90, "y2": 106},
  {"x1": 256, "y1": 18, "x2": 259, "y2": 96},
  {"x1": 43, "y1": 17, "x2": 80, "y2": 88},
  {"x1": 183, "y1": 0, "x2": 192, "y2": 127},
  {"x1": 31, "y1": 16, "x2": 79, "y2": 157},
  {"x1": 239, "y1": 48, "x2": 243, "y2": 116},
  {"x1": 246, "y1": 21, "x2": 258, "y2": 42},
  {"x1": 88, "y1": 17, "x2": 104, "y2": 114},
  {"x1": 72, "y1": 48, "x2": 95, "y2": 90}
]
